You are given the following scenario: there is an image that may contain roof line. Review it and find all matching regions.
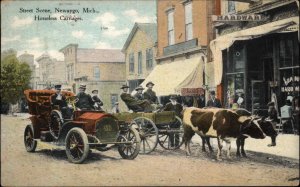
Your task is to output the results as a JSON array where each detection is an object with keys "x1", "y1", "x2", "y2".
[{"x1": 122, "y1": 22, "x2": 157, "y2": 52}]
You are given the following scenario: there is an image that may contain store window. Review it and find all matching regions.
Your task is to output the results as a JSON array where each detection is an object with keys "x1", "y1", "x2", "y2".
[
  {"x1": 278, "y1": 33, "x2": 299, "y2": 106},
  {"x1": 224, "y1": 43, "x2": 246, "y2": 108}
]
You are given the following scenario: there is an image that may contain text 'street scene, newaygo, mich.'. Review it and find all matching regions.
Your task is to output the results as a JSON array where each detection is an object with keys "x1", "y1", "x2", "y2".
[{"x1": 1, "y1": 0, "x2": 299, "y2": 186}]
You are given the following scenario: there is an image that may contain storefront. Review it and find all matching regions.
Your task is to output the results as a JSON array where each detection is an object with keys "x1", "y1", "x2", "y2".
[
  {"x1": 222, "y1": 32, "x2": 299, "y2": 115},
  {"x1": 210, "y1": 0, "x2": 299, "y2": 115}
]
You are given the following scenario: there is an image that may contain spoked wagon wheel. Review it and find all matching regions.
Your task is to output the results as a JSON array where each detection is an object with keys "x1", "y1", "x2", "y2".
[
  {"x1": 65, "y1": 128, "x2": 89, "y2": 164},
  {"x1": 24, "y1": 124, "x2": 37, "y2": 152},
  {"x1": 118, "y1": 126, "x2": 141, "y2": 159},
  {"x1": 158, "y1": 116, "x2": 184, "y2": 150},
  {"x1": 132, "y1": 117, "x2": 158, "y2": 154}
]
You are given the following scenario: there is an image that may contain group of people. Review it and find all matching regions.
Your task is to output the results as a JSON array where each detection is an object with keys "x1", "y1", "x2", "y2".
[
  {"x1": 50, "y1": 84, "x2": 104, "y2": 118},
  {"x1": 120, "y1": 81, "x2": 160, "y2": 113},
  {"x1": 49, "y1": 81, "x2": 224, "y2": 121}
]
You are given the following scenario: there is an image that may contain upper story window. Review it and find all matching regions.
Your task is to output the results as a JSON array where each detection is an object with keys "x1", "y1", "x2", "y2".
[
  {"x1": 184, "y1": 2, "x2": 193, "y2": 41},
  {"x1": 228, "y1": 1, "x2": 236, "y2": 13},
  {"x1": 94, "y1": 66, "x2": 100, "y2": 80},
  {"x1": 129, "y1": 53, "x2": 135, "y2": 73},
  {"x1": 146, "y1": 48, "x2": 153, "y2": 69},
  {"x1": 167, "y1": 10, "x2": 175, "y2": 45},
  {"x1": 138, "y1": 51, "x2": 142, "y2": 74}
]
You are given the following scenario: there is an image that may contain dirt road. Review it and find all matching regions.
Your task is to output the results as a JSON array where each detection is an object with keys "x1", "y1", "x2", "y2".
[{"x1": 1, "y1": 115, "x2": 299, "y2": 186}]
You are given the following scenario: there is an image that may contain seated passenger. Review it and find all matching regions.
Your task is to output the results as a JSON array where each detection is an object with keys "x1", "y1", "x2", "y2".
[
  {"x1": 91, "y1": 89, "x2": 104, "y2": 111},
  {"x1": 120, "y1": 85, "x2": 152, "y2": 112},
  {"x1": 50, "y1": 84, "x2": 72, "y2": 119},
  {"x1": 143, "y1": 81, "x2": 159, "y2": 104},
  {"x1": 134, "y1": 86, "x2": 144, "y2": 100},
  {"x1": 75, "y1": 85, "x2": 94, "y2": 110}
]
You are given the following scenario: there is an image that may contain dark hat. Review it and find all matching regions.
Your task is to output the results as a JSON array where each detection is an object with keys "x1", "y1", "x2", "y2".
[
  {"x1": 120, "y1": 84, "x2": 129, "y2": 89},
  {"x1": 79, "y1": 84, "x2": 86, "y2": 89},
  {"x1": 169, "y1": 95, "x2": 177, "y2": 100},
  {"x1": 210, "y1": 90, "x2": 216, "y2": 95},
  {"x1": 135, "y1": 86, "x2": 144, "y2": 91},
  {"x1": 267, "y1": 101, "x2": 275, "y2": 106},
  {"x1": 146, "y1": 81, "x2": 155, "y2": 87},
  {"x1": 92, "y1": 90, "x2": 98, "y2": 93},
  {"x1": 54, "y1": 85, "x2": 62, "y2": 90}
]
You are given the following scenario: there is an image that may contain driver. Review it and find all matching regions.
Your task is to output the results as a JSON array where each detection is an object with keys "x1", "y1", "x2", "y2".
[
  {"x1": 75, "y1": 85, "x2": 95, "y2": 110},
  {"x1": 50, "y1": 84, "x2": 72, "y2": 119}
]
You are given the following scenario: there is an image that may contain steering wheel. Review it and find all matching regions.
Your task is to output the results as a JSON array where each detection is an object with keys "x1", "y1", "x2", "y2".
[{"x1": 66, "y1": 96, "x2": 79, "y2": 110}]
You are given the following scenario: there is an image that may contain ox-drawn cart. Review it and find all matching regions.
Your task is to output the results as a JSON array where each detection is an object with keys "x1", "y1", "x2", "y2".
[{"x1": 113, "y1": 111, "x2": 184, "y2": 154}]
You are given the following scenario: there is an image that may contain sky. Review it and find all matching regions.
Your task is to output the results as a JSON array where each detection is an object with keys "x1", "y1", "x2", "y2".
[{"x1": 1, "y1": 0, "x2": 156, "y2": 62}]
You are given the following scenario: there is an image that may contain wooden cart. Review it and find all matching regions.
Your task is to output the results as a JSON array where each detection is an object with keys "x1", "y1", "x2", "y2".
[{"x1": 113, "y1": 111, "x2": 183, "y2": 154}]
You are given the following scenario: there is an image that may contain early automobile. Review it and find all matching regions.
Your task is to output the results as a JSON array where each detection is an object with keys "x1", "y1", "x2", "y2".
[{"x1": 23, "y1": 89, "x2": 141, "y2": 164}]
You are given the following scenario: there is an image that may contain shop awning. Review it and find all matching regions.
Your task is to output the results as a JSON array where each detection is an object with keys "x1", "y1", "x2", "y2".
[
  {"x1": 140, "y1": 56, "x2": 204, "y2": 96},
  {"x1": 210, "y1": 16, "x2": 299, "y2": 86}
]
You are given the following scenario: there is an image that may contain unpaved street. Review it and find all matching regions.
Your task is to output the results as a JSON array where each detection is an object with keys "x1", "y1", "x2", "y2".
[{"x1": 1, "y1": 115, "x2": 299, "y2": 186}]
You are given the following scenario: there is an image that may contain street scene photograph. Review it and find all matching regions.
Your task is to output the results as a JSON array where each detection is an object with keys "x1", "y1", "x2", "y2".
[{"x1": 1, "y1": 0, "x2": 299, "y2": 186}]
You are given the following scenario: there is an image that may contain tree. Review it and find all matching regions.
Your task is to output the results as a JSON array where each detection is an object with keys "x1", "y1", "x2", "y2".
[{"x1": 1, "y1": 52, "x2": 32, "y2": 105}]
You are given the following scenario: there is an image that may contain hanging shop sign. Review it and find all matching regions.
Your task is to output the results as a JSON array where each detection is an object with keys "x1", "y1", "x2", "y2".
[{"x1": 181, "y1": 88, "x2": 204, "y2": 96}]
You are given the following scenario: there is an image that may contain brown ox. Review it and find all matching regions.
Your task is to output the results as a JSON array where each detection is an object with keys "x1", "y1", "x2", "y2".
[{"x1": 182, "y1": 107, "x2": 266, "y2": 160}]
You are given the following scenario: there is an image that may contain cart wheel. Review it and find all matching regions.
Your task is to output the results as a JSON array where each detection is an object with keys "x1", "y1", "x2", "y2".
[
  {"x1": 65, "y1": 127, "x2": 89, "y2": 164},
  {"x1": 158, "y1": 116, "x2": 184, "y2": 150},
  {"x1": 132, "y1": 117, "x2": 158, "y2": 154},
  {"x1": 118, "y1": 126, "x2": 141, "y2": 159},
  {"x1": 24, "y1": 124, "x2": 37, "y2": 152}
]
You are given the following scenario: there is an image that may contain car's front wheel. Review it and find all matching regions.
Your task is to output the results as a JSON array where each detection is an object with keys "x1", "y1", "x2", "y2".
[{"x1": 65, "y1": 127, "x2": 89, "y2": 164}]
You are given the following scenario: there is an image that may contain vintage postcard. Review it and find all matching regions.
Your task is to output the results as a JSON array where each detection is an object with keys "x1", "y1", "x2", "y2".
[{"x1": 1, "y1": 0, "x2": 299, "y2": 186}]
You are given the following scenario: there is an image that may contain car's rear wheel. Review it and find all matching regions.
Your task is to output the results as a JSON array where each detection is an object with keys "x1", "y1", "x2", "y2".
[
  {"x1": 65, "y1": 128, "x2": 89, "y2": 164},
  {"x1": 118, "y1": 126, "x2": 141, "y2": 159},
  {"x1": 24, "y1": 124, "x2": 37, "y2": 152}
]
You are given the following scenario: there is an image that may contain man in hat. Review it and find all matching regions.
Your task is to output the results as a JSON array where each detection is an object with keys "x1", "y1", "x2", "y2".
[
  {"x1": 163, "y1": 95, "x2": 183, "y2": 118},
  {"x1": 206, "y1": 90, "x2": 222, "y2": 108},
  {"x1": 162, "y1": 95, "x2": 183, "y2": 147},
  {"x1": 51, "y1": 85, "x2": 67, "y2": 108},
  {"x1": 51, "y1": 84, "x2": 72, "y2": 118},
  {"x1": 134, "y1": 86, "x2": 144, "y2": 101},
  {"x1": 120, "y1": 84, "x2": 152, "y2": 112},
  {"x1": 91, "y1": 90, "x2": 104, "y2": 111},
  {"x1": 143, "y1": 81, "x2": 158, "y2": 104},
  {"x1": 75, "y1": 85, "x2": 94, "y2": 110}
]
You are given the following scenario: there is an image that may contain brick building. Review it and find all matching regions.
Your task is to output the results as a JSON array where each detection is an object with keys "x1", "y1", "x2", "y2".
[{"x1": 141, "y1": 0, "x2": 220, "y2": 105}]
